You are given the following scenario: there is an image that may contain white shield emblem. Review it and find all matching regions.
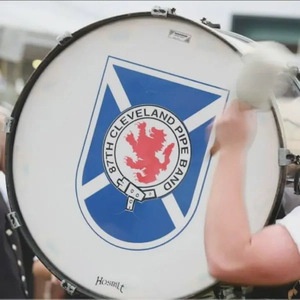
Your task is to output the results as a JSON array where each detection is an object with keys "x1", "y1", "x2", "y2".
[{"x1": 76, "y1": 56, "x2": 229, "y2": 250}]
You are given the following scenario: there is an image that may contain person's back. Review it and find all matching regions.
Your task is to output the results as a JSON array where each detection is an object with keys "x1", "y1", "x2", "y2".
[
  {"x1": 0, "y1": 107, "x2": 29, "y2": 299},
  {"x1": 0, "y1": 191, "x2": 27, "y2": 299}
]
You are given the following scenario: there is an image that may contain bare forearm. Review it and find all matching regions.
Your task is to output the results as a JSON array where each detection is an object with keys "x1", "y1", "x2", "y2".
[
  {"x1": 205, "y1": 149, "x2": 251, "y2": 263},
  {"x1": 204, "y1": 99, "x2": 300, "y2": 285}
]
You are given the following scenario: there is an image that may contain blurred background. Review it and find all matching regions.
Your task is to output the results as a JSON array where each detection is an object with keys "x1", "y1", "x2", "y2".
[
  {"x1": 0, "y1": 1, "x2": 300, "y2": 108},
  {"x1": 1, "y1": 2, "x2": 300, "y2": 298}
]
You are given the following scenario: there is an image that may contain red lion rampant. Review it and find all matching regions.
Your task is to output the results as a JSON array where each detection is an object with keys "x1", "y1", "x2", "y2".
[{"x1": 125, "y1": 122, "x2": 175, "y2": 184}]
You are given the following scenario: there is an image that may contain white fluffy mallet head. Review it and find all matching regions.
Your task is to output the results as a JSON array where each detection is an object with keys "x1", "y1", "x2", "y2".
[
  {"x1": 210, "y1": 42, "x2": 297, "y2": 156},
  {"x1": 236, "y1": 41, "x2": 296, "y2": 111}
]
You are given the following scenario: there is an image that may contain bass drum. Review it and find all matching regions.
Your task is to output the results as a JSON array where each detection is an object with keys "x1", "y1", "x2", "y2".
[
  {"x1": 6, "y1": 9, "x2": 286, "y2": 299},
  {"x1": 275, "y1": 71, "x2": 300, "y2": 215}
]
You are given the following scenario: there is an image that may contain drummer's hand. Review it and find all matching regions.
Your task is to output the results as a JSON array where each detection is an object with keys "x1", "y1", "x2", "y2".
[
  {"x1": 213, "y1": 100, "x2": 256, "y2": 153},
  {"x1": 50, "y1": 275, "x2": 65, "y2": 299},
  {"x1": 32, "y1": 259, "x2": 52, "y2": 280}
]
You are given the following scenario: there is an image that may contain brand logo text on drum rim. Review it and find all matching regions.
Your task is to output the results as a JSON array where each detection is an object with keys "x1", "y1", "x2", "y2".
[
  {"x1": 95, "y1": 276, "x2": 125, "y2": 293},
  {"x1": 102, "y1": 105, "x2": 191, "y2": 212}
]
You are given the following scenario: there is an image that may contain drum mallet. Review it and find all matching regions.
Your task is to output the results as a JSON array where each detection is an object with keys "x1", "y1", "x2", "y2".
[{"x1": 210, "y1": 41, "x2": 296, "y2": 156}]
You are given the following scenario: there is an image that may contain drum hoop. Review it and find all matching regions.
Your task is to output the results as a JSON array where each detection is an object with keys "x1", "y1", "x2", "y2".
[
  {"x1": 266, "y1": 105, "x2": 287, "y2": 224},
  {"x1": 4, "y1": 11, "x2": 286, "y2": 299}
]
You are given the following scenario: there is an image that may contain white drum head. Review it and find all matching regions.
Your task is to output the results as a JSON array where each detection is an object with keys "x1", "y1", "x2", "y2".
[{"x1": 6, "y1": 12, "x2": 285, "y2": 299}]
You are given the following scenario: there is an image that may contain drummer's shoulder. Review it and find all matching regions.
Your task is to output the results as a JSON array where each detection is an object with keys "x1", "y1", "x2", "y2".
[
  {"x1": 287, "y1": 205, "x2": 300, "y2": 213},
  {"x1": 276, "y1": 206, "x2": 300, "y2": 250},
  {"x1": 279, "y1": 205, "x2": 300, "y2": 219},
  {"x1": 209, "y1": 219, "x2": 300, "y2": 286}
]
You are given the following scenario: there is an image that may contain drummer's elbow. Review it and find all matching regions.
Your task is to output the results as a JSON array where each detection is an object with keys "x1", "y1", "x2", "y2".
[
  {"x1": 207, "y1": 258, "x2": 229, "y2": 281},
  {"x1": 207, "y1": 256, "x2": 244, "y2": 282}
]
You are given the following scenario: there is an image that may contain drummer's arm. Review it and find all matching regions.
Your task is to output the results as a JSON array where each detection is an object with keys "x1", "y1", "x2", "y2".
[{"x1": 205, "y1": 148, "x2": 300, "y2": 286}]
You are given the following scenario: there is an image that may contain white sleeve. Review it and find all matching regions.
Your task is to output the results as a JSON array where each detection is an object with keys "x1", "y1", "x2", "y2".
[{"x1": 276, "y1": 206, "x2": 300, "y2": 252}]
